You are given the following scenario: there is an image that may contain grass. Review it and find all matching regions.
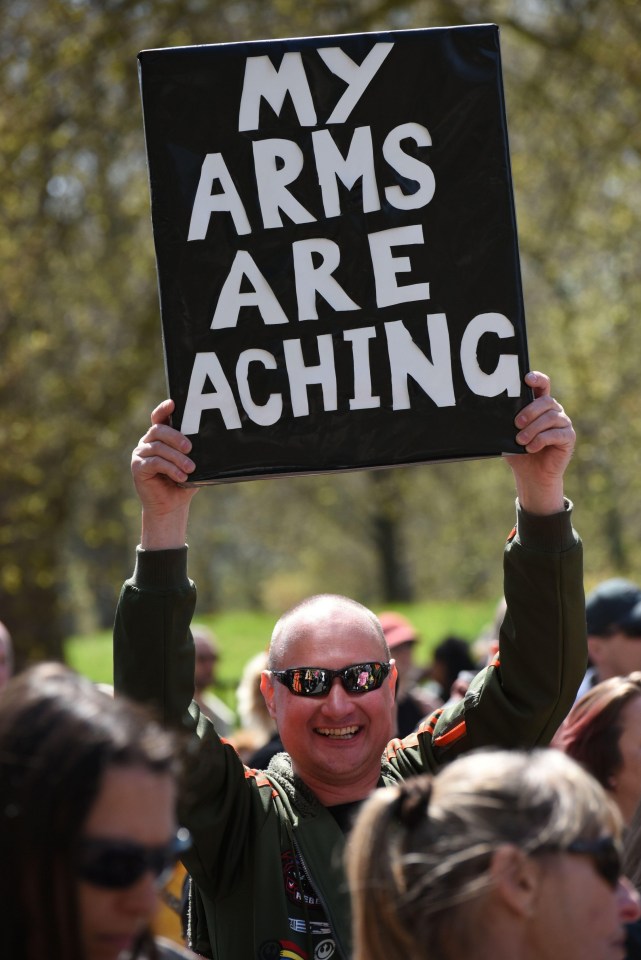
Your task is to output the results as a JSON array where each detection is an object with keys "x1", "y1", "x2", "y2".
[{"x1": 65, "y1": 599, "x2": 498, "y2": 714}]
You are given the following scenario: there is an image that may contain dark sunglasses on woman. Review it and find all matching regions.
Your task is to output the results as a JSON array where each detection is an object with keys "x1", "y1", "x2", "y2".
[{"x1": 77, "y1": 827, "x2": 191, "y2": 890}]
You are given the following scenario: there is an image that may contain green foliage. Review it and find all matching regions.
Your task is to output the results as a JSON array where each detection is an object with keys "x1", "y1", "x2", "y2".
[{"x1": 3, "y1": 0, "x2": 641, "y2": 666}]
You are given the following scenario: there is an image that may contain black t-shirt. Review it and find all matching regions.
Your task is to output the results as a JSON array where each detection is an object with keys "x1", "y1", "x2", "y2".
[{"x1": 326, "y1": 799, "x2": 364, "y2": 834}]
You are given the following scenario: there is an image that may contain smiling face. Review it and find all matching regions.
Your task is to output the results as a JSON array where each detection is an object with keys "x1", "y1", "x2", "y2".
[
  {"x1": 77, "y1": 765, "x2": 177, "y2": 960},
  {"x1": 261, "y1": 597, "x2": 397, "y2": 805}
]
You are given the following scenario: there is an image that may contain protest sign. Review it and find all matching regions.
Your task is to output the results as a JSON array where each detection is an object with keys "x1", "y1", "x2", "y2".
[{"x1": 138, "y1": 23, "x2": 530, "y2": 484}]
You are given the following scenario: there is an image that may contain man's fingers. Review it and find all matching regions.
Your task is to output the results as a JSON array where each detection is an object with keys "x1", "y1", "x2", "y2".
[
  {"x1": 515, "y1": 392, "x2": 564, "y2": 432},
  {"x1": 133, "y1": 438, "x2": 195, "y2": 477},
  {"x1": 139, "y1": 420, "x2": 192, "y2": 454},
  {"x1": 515, "y1": 404, "x2": 571, "y2": 447},
  {"x1": 150, "y1": 398, "x2": 175, "y2": 426},
  {"x1": 517, "y1": 422, "x2": 576, "y2": 455},
  {"x1": 523, "y1": 370, "x2": 551, "y2": 398}
]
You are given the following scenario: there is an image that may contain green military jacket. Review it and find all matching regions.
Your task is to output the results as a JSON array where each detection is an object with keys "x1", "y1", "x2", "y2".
[{"x1": 114, "y1": 502, "x2": 586, "y2": 960}]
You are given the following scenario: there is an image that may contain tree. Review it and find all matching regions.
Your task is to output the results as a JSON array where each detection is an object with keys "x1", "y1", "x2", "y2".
[{"x1": 2, "y1": 0, "x2": 641, "y2": 666}]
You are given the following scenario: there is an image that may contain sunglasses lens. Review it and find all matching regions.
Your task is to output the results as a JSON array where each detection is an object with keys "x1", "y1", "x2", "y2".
[
  {"x1": 343, "y1": 662, "x2": 387, "y2": 693},
  {"x1": 291, "y1": 667, "x2": 330, "y2": 696},
  {"x1": 567, "y1": 836, "x2": 621, "y2": 889},
  {"x1": 77, "y1": 834, "x2": 189, "y2": 890},
  {"x1": 79, "y1": 845, "x2": 147, "y2": 889},
  {"x1": 596, "y1": 846, "x2": 621, "y2": 888}
]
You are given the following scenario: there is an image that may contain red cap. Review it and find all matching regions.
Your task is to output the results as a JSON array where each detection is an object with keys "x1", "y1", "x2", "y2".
[{"x1": 378, "y1": 611, "x2": 418, "y2": 648}]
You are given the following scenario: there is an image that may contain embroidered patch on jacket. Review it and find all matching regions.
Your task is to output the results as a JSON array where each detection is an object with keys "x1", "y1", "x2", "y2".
[
  {"x1": 289, "y1": 919, "x2": 332, "y2": 937},
  {"x1": 281, "y1": 850, "x2": 323, "y2": 909},
  {"x1": 258, "y1": 939, "x2": 307, "y2": 960}
]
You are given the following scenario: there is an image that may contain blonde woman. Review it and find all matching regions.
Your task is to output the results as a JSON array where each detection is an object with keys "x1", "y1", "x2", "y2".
[{"x1": 347, "y1": 749, "x2": 640, "y2": 960}]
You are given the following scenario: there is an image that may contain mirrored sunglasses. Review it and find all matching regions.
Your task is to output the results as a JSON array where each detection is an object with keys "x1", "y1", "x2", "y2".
[
  {"x1": 77, "y1": 827, "x2": 191, "y2": 890},
  {"x1": 566, "y1": 835, "x2": 622, "y2": 889},
  {"x1": 271, "y1": 661, "x2": 391, "y2": 697}
]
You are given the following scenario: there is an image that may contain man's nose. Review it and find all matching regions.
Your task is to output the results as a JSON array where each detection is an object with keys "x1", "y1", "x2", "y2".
[
  {"x1": 320, "y1": 677, "x2": 352, "y2": 713},
  {"x1": 617, "y1": 877, "x2": 641, "y2": 923}
]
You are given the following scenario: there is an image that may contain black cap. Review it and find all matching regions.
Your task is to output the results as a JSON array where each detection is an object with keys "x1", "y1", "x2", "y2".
[{"x1": 585, "y1": 578, "x2": 641, "y2": 636}]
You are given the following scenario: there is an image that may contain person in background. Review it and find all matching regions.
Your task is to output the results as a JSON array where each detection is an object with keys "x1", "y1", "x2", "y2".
[
  {"x1": 0, "y1": 662, "x2": 194, "y2": 960},
  {"x1": 114, "y1": 371, "x2": 587, "y2": 960},
  {"x1": 0, "y1": 620, "x2": 14, "y2": 693},
  {"x1": 552, "y1": 673, "x2": 641, "y2": 826},
  {"x1": 427, "y1": 634, "x2": 478, "y2": 703},
  {"x1": 378, "y1": 610, "x2": 440, "y2": 736},
  {"x1": 621, "y1": 791, "x2": 641, "y2": 959},
  {"x1": 552, "y1": 672, "x2": 641, "y2": 960},
  {"x1": 346, "y1": 748, "x2": 640, "y2": 960},
  {"x1": 576, "y1": 579, "x2": 641, "y2": 700},
  {"x1": 232, "y1": 649, "x2": 284, "y2": 768},
  {"x1": 192, "y1": 624, "x2": 235, "y2": 737}
]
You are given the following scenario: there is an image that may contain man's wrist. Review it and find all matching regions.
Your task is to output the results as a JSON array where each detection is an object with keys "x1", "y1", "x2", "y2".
[
  {"x1": 514, "y1": 482, "x2": 565, "y2": 517},
  {"x1": 140, "y1": 508, "x2": 189, "y2": 550}
]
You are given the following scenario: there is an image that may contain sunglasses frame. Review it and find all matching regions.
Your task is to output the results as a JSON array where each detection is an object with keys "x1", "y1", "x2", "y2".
[
  {"x1": 76, "y1": 827, "x2": 191, "y2": 890},
  {"x1": 565, "y1": 835, "x2": 622, "y2": 889},
  {"x1": 271, "y1": 660, "x2": 391, "y2": 697}
]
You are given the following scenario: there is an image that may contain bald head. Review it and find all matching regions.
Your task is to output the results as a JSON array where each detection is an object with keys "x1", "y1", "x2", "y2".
[{"x1": 268, "y1": 594, "x2": 389, "y2": 670}]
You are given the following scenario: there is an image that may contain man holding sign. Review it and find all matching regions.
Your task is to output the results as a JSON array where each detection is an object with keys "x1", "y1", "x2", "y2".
[{"x1": 114, "y1": 370, "x2": 585, "y2": 960}]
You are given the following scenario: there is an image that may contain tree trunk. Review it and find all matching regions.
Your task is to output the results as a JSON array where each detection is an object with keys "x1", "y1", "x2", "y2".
[{"x1": 368, "y1": 471, "x2": 414, "y2": 602}]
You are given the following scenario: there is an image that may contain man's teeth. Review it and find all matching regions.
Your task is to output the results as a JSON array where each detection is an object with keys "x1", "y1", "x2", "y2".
[{"x1": 316, "y1": 726, "x2": 359, "y2": 738}]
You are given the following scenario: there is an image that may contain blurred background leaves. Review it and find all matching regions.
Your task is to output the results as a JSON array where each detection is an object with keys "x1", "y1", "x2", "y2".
[{"x1": 2, "y1": 0, "x2": 640, "y2": 665}]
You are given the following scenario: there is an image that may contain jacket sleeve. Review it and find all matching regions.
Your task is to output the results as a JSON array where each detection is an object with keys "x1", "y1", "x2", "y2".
[
  {"x1": 113, "y1": 546, "x2": 197, "y2": 729},
  {"x1": 433, "y1": 499, "x2": 585, "y2": 759},
  {"x1": 112, "y1": 546, "x2": 271, "y2": 904},
  {"x1": 386, "y1": 500, "x2": 587, "y2": 775}
]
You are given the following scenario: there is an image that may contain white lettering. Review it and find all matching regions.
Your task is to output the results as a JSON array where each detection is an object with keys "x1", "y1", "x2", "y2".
[
  {"x1": 181, "y1": 353, "x2": 242, "y2": 434},
  {"x1": 187, "y1": 154, "x2": 251, "y2": 239},
  {"x1": 368, "y1": 225, "x2": 430, "y2": 308},
  {"x1": 253, "y1": 138, "x2": 316, "y2": 230},
  {"x1": 383, "y1": 123, "x2": 435, "y2": 210},
  {"x1": 292, "y1": 238, "x2": 359, "y2": 320},
  {"x1": 385, "y1": 316, "x2": 455, "y2": 408},
  {"x1": 319, "y1": 44, "x2": 394, "y2": 124},
  {"x1": 460, "y1": 313, "x2": 521, "y2": 396},
  {"x1": 236, "y1": 349, "x2": 283, "y2": 425},
  {"x1": 212, "y1": 250, "x2": 288, "y2": 329},
  {"x1": 239, "y1": 53, "x2": 317, "y2": 131},
  {"x1": 343, "y1": 326, "x2": 380, "y2": 409},
  {"x1": 283, "y1": 334, "x2": 337, "y2": 416},
  {"x1": 312, "y1": 126, "x2": 380, "y2": 217}
]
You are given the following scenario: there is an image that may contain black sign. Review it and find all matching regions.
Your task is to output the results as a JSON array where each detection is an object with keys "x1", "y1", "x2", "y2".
[{"x1": 138, "y1": 24, "x2": 530, "y2": 484}]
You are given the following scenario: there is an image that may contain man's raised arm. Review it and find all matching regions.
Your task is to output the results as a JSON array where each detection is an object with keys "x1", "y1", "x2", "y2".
[
  {"x1": 113, "y1": 400, "x2": 199, "y2": 726},
  {"x1": 422, "y1": 370, "x2": 586, "y2": 762}
]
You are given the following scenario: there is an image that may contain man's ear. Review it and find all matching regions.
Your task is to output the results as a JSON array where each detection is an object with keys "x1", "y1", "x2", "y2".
[
  {"x1": 489, "y1": 844, "x2": 541, "y2": 918},
  {"x1": 260, "y1": 670, "x2": 278, "y2": 720},
  {"x1": 389, "y1": 660, "x2": 398, "y2": 698}
]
